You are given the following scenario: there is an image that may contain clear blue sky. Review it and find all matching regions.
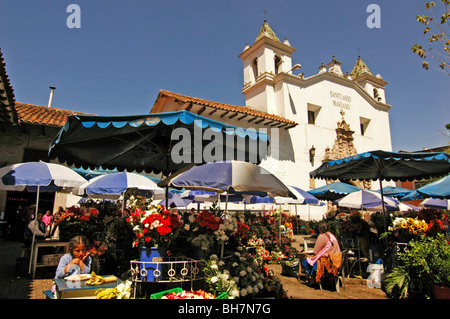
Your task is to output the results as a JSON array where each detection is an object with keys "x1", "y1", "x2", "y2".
[{"x1": 1, "y1": 0, "x2": 449, "y2": 152}]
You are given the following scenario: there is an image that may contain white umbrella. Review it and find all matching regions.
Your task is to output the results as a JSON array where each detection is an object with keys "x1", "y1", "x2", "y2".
[{"x1": 0, "y1": 161, "x2": 87, "y2": 273}]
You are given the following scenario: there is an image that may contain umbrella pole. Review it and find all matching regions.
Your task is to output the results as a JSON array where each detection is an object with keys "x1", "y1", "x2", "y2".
[
  {"x1": 165, "y1": 186, "x2": 169, "y2": 208},
  {"x1": 221, "y1": 193, "x2": 229, "y2": 258},
  {"x1": 121, "y1": 192, "x2": 125, "y2": 217},
  {"x1": 28, "y1": 185, "x2": 40, "y2": 274},
  {"x1": 279, "y1": 206, "x2": 282, "y2": 247},
  {"x1": 379, "y1": 179, "x2": 388, "y2": 247}
]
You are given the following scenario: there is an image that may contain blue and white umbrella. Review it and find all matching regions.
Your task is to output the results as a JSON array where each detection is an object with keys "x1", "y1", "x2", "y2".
[
  {"x1": 0, "y1": 161, "x2": 87, "y2": 191},
  {"x1": 275, "y1": 186, "x2": 320, "y2": 205},
  {"x1": 181, "y1": 190, "x2": 244, "y2": 203},
  {"x1": 0, "y1": 161, "x2": 87, "y2": 274},
  {"x1": 248, "y1": 186, "x2": 319, "y2": 205},
  {"x1": 158, "y1": 193, "x2": 193, "y2": 208},
  {"x1": 159, "y1": 161, "x2": 294, "y2": 199},
  {"x1": 335, "y1": 189, "x2": 399, "y2": 211},
  {"x1": 159, "y1": 161, "x2": 294, "y2": 257},
  {"x1": 78, "y1": 171, "x2": 165, "y2": 199},
  {"x1": 419, "y1": 198, "x2": 450, "y2": 210}
]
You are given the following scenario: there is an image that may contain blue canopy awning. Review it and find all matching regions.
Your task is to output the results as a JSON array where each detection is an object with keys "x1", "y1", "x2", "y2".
[{"x1": 49, "y1": 110, "x2": 270, "y2": 175}]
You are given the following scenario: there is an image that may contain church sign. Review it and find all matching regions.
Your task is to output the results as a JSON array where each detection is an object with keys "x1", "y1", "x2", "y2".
[{"x1": 330, "y1": 91, "x2": 351, "y2": 110}]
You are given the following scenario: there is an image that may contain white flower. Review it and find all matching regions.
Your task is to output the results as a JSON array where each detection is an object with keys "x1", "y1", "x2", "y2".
[
  {"x1": 240, "y1": 288, "x2": 247, "y2": 297},
  {"x1": 184, "y1": 224, "x2": 190, "y2": 231},
  {"x1": 218, "y1": 260, "x2": 225, "y2": 267},
  {"x1": 229, "y1": 288, "x2": 239, "y2": 299},
  {"x1": 232, "y1": 262, "x2": 238, "y2": 267},
  {"x1": 219, "y1": 273, "x2": 229, "y2": 281},
  {"x1": 233, "y1": 276, "x2": 239, "y2": 283},
  {"x1": 211, "y1": 276, "x2": 218, "y2": 284},
  {"x1": 211, "y1": 264, "x2": 218, "y2": 270},
  {"x1": 247, "y1": 266, "x2": 253, "y2": 273},
  {"x1": 246, "y1": 286, "x2": 253, "y2": 294},
  {"x1": 239, "y1": 270, "x2": 247, "y2": 276}
]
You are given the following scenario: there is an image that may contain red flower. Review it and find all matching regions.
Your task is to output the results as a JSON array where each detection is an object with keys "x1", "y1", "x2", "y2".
[{"x1": 157, "y1": 226, "x2": 172, "y2": 236}]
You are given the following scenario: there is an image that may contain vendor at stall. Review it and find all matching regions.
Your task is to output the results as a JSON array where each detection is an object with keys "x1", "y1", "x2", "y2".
[
  {"x1": 23, "y1": 211, "x2": 48, "y2": 246},
  {"x1": 300, "y1": 222, "x2": 341, "y2": 283}
]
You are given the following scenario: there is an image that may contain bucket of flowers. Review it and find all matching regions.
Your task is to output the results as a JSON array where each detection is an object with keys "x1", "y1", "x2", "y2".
[{"x1": 126, "y1": 205, "x2": 181, "y2": 281}]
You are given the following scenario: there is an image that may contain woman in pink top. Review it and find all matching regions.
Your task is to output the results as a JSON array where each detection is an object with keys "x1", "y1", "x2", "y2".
[
  {"x1": 42, "y1": 210, "x2": 53, "y2": 227},
  {"x1": 313, "y1": 223, "x2": 341, "y2": 257},
  {"x1": 301, "y1": 222, "x2": 341, "y2": 281}
]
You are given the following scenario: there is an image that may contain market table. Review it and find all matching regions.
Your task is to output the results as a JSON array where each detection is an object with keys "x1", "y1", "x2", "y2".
[
  {"x1": 54, "y1": 275, "x2": 121, "y2": 299},
  {"x1": 31, "y1": 239, "x2": 69, "y2": 279}
]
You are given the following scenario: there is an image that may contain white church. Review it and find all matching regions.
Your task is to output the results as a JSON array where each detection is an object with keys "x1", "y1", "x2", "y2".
[{"x1": 151, "y1": 21, "x2": 393, "y2": 219}]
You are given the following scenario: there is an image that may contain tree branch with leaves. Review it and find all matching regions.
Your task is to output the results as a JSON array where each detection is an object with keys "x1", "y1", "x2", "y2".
[{"x1": 411, "y1": 1, "x2": 450, "y2": 75}]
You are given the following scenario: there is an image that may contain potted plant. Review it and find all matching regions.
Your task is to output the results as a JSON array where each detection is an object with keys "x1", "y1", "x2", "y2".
[{"x1": 384, "y1": 233, "x2": 450, "y2": 299}]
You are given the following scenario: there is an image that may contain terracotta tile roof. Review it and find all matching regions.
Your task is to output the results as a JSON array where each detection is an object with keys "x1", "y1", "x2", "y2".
[
  {"x1": 0, "y1": 48, "x2": 17, "y2": 124},
  {"x1": 156, "y1": 89, "x2": 297, "y2": 127},
  {"x1": 14, "y1": 102, "x2": 92, "y2": 127}
]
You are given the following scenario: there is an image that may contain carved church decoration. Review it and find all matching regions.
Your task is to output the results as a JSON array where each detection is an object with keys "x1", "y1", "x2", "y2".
[{"x1": 322, "y1": 109, "x2": 371, "y2": 190}]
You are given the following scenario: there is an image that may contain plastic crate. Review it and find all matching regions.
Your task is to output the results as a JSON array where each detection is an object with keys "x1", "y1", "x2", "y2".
[
  {"x1": 150, "y1": 287, "x2": 183, "y2": 299},
  {"x1": 216, "y1": 292, "x2": 228, "y2": 299},
  {"x1": 150, "y1": 288, "x2": 227, "y2": 299}
]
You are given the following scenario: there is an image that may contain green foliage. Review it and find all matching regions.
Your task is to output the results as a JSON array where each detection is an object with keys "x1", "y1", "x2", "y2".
[
  {"x1": 384, "y1": 233, "x2": 450, "y2": 298},
  {"x1": 411, "y1": 1, "x2": 450, "y2": 74},
  {"x1": 384, "y1": 266, "x2": 411, "y2": 299}
]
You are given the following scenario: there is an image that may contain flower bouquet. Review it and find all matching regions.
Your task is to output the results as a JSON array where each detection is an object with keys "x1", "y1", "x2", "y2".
[
  {"x1": 204, "y1": 255, "x2": 239, "y2": 298},
  {"x1": 57, "y1": 206, "x2": 102, "y2": 242},
  {"x1": 181, "y1": 210, "x2": 238, "y2": 254},
  {"x1": 384, "y1": 216, "x2": 429, "y2": 242},
  {"x1": 126, "y1": 205, "x2": 181, "y2": 248}
]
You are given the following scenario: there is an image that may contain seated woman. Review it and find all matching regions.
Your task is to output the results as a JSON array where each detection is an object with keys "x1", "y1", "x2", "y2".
[{"x1": 301, "y1": 222, "x2": 341, "y2": 283}]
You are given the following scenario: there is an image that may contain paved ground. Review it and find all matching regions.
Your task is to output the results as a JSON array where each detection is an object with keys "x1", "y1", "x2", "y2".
[{"x1": 0, "y1": 237, "x2": 388, "y2": 300}]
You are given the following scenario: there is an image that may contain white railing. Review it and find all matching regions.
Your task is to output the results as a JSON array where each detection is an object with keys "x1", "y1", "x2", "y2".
[{"x1": 130, "y1": 256, "x2": 204, "y2": 284}]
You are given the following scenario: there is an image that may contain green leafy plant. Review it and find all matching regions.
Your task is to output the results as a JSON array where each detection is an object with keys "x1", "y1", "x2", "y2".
[{"x1": 384, "y1": 233, "x2": 450, "y2": 298}]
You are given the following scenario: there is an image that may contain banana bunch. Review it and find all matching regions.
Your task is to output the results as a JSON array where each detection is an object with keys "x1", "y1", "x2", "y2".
[
  {"x1": 95, "y1": 287, "x2": 119, "y2": 299},
  {"x1": 85, "y1": 272, "x2": 117, "y2": 286},
  {"x1": 95, "y1": 280, "x2": 132, "y2": 299}
]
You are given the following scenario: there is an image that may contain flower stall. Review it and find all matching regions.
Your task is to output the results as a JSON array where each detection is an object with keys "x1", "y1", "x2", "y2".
[{"x1": 53, "y1": 189, "x2": 307, "y2": 299}]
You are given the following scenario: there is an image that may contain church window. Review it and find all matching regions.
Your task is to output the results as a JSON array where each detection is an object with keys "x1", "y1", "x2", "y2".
[
  {"x1": 360, "y1": 117, "x2": 370, "y2": 136},
  {"x1": 274, "y1": 55, "x2": 282, "y2": 74},
  {"x1": 252, "y1": 58, "x2": 258, "y2": 81},
  {"x1": 308, "y1": 111, "x2": 315, "y2": 125},
  {"x1": 307, "y1": 104, "x2": 321, "y2": 125}
]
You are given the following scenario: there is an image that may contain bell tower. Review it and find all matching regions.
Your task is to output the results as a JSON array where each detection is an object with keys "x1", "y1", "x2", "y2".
[{"x1": 239, "y1": 20, "x2": 296, "y2": 115}]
